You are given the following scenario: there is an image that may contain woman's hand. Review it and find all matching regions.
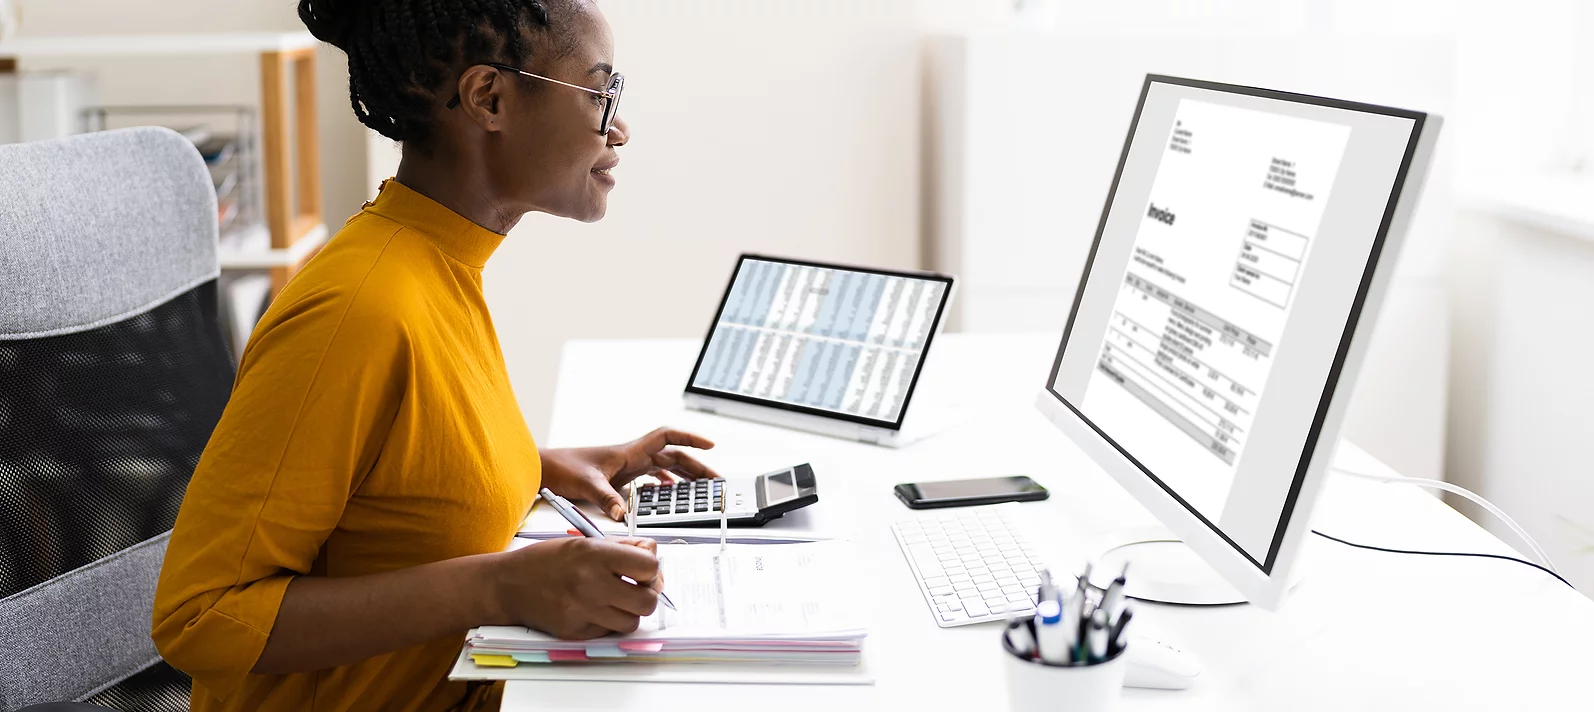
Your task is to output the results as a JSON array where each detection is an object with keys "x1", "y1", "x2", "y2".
[
  {"x1": 541, "y1": 427, "x2": 720, "y2": 521},
  {"x1": 491, "y1": 536, "x2": 664, "y2": 640}
]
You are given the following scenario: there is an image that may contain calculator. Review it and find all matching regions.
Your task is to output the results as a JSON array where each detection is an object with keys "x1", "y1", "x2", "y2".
[{"x1": 632, "y1": 463, "x2": 818, "y2": 527}]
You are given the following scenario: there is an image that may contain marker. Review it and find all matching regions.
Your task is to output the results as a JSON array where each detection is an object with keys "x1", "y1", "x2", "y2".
[
  {"x1": 1035, "y1": 599, "x2": 1068, "y2": 664},
  {"x1": 539, "y1": 488, "x2": 678, "y2": 611}
]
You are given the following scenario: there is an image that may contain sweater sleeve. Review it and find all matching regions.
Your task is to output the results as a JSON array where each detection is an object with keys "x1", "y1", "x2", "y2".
[{"x1": 151, "y1": 259, "x2": 408, "y2": 699}]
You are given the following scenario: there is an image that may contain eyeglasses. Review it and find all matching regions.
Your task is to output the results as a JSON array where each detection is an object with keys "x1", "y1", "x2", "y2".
[{"x1": 446, "y1": 63, "x2": 625, "y2": 135}]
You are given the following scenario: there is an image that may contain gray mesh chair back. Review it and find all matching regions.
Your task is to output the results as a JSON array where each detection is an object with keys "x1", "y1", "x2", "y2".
[{"x1": 0, "y1": 127, "x2": 235, "y2": 711}]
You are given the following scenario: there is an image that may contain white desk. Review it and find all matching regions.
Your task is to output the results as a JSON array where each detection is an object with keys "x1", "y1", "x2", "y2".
[{"x1": 505, "y1": 333, "x2": 1594, "y2": 711}]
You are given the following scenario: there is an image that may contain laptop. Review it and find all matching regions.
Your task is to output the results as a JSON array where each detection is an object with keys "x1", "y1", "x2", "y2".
[{"x1": 683, "y1": 254, "x2": 956, "y2": 448}]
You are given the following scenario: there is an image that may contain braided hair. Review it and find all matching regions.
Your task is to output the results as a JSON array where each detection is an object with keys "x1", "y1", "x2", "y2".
[{"x1": 299, "y1": 0, "x2": 571, "y2": 145}]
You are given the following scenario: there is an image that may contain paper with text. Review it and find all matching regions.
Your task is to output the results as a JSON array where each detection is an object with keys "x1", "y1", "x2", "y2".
[{"x1": 1083, "y1": 98, "x2": 1351, "y2": 519}]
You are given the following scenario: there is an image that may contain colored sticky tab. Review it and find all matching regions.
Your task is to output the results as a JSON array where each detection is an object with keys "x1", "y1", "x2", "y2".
[
  {"x1": 618, "y1": 641, "x2": 665, "y2": 653},
  {"x1": 547, "y1": 649, "x2": 589, "y2": 662},
  {"x1": 471, "y1": 654, "x2": 519, "y2": 668},
  {"x1": 511, "y1": 652, "x2": 551, "y2": 663},
  {"x1": 585, "y1": 643, "x2": 626, "y2": 658}
]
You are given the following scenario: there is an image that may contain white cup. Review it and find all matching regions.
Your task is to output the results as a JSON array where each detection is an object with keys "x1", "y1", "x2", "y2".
[{"x1": 1003, "y1": 637, "x2": 1128, "y2": 712}]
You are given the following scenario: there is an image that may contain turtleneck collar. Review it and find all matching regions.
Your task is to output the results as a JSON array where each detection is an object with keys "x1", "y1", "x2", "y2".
[{"x1": 363, "y1": 179, "x2": 508, "y2": 269}]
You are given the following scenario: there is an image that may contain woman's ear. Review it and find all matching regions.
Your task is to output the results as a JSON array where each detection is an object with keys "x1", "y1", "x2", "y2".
[{"x1": 456, "y1": 65, "x2": 506, "y2": 132}]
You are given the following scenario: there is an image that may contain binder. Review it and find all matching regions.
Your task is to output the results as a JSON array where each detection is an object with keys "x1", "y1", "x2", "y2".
[{"x1": 449, "y1": 541, "x2": 872, "y2": 685}]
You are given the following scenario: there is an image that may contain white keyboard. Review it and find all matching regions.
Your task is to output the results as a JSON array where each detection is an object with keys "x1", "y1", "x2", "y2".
[{"x1": 891, "y1": 507, "x2": 1047, "y2": 626}]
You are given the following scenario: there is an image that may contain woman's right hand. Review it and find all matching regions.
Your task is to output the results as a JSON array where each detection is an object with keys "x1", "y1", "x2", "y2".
[{"x1": 489, "y1": 536, "x2": 663, "y2": 640}]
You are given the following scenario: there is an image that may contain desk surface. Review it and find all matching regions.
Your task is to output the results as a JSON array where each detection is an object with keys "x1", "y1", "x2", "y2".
[{"x1": 506, "y1": 333, "x2": 1592, "y2": 711}]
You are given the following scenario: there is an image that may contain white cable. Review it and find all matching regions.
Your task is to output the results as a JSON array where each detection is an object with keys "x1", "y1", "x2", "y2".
[{"x1": 1332, "y1": 467, "x2": 1558, "y2": 574}]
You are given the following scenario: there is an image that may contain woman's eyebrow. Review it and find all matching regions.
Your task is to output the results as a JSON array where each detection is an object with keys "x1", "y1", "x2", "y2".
[{"x1": 589, "y1": 62, "x2": 613, "y2": 76}]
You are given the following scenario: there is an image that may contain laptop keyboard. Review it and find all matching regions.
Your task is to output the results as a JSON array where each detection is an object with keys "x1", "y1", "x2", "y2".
[{"x1": 891, "y1": 507, "x2": 1045, "y2": 626}]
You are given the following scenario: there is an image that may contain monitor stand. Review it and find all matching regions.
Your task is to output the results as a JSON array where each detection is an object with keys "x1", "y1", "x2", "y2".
[{"x1": 1080, "y1": 525, "x2": 1301, "y2": 606}]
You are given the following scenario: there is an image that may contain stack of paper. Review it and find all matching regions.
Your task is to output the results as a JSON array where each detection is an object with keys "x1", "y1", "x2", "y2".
[{"x1": 457, "y1": 542, "x2": 867, "y2": 671}]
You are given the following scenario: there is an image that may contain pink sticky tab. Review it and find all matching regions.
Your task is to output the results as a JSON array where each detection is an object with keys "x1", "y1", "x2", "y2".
[
  {"x1": 548, "y1": 650, "x2": 589, "y2": 662},
  {"x1": 618, "y1": 641, "x2": 665, "y2": 653}
]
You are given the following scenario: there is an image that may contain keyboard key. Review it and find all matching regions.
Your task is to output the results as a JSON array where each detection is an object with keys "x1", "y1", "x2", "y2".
[
  {"x1": 953, "y1": 583, "x2": 978, "y2": 595},
  {"x1": 922, "y1": 576, "x2": 950, "y2": 588},
  {"x1": 928, "y1": 585, "x2": 954, "y2": 597},
  {"x1": 972, "y1": 573, "x2": 996, "y2": 585},
  {"x1": 976, "y1": 581, "x2": 1001, "y2": 593},
  {"x1": 961, "y1": 599, "x2": 990, "y2": 618}
]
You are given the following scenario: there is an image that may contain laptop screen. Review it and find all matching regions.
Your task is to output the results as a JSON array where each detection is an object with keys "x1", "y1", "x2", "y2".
[{"x1": 684, "y1": 256, "x2": 954, "y2": 430}]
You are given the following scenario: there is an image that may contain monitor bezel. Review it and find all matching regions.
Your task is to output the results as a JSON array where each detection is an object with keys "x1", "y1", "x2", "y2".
[
  {"x1": 684, "y1": 254, "x2": 955, "y2": 431},
  {"x1": 1041, "y1": 74, "x2": 1429, "y2": 574}
]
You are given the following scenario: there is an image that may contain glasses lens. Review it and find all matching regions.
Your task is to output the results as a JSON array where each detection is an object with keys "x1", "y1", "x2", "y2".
[{"x1": 601, "y1": 74, "x2": 624, "y2": 134}]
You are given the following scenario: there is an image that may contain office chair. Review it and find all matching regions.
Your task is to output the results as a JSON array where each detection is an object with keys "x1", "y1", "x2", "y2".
[{"x1": 0, "y1": 128, "x2": 235, "y2": 711}]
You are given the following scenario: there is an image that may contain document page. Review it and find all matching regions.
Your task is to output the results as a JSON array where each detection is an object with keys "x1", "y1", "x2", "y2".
[
  {"x1": 642, "y1": 542, "x2": 862, "y2": 637},
  {"x1": 1081, "y1": 98, "x2": 1351, "y2": 519}
]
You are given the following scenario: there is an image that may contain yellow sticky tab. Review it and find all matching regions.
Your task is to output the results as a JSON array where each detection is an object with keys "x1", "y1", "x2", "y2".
[{"x1": 471, "y1": 653, "x2": 520, "y2": 668}]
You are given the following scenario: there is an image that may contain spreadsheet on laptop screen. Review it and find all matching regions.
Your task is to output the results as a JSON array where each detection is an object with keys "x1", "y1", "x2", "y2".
[{"x1": 690, "y1": 258, "x2": 950, "y2": 426}]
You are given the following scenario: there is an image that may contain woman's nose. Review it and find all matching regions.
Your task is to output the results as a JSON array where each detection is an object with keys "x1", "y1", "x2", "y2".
[{"x1": 607, "y1": 115, "x2": 630, "y2": 147}]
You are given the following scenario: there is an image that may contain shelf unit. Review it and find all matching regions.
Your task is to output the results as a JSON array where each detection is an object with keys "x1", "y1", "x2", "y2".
[{"x1": 0, "y1": 32, "x2": 327, "y2": 295}]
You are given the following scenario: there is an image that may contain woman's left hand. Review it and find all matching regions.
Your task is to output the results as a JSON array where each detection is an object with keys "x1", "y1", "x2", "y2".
[{"x1": 541, "y1": 427, "x2": 720, "y2": 521}]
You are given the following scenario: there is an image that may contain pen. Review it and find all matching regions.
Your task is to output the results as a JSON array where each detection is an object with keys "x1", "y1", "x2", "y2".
[
  {"x1": 1060, "y1": 588, "x2": 1081, "y2": 663},
  {"x1": 1037, "y1": 568, "x2": 1057, "y2": 607},
  {"x1": 539, "y1": 488, "x2": 678, "y2": 611},
  {"x1": 1101, "y1": 562, "x2": 1129, "y2": 623},
  {"x1": 1087, "y1": 609, "x2": 1109, "y2": 663},
  {"x1": 1005, "y1": 618, "x2": 1036, "y2": 659},
  {"x1": 1108, "y1": 608, "x2": 1133, "y2": 657}
]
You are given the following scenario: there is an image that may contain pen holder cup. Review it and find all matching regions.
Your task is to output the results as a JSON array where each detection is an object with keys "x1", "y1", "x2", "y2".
[{"x1": 1002, "y1": 633, "x2": 1127, "y2": 712}]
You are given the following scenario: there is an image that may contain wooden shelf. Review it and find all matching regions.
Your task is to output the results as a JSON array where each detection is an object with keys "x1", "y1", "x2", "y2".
[
  {"x1": 0, "y1": 32, "x2": 317, "y2": 58},
  {"x1": 1, "y1": 31, "x2": 325, "y2": 296},
  {"x1": 217, "y1": 222, "x2": 328, "y2": 270}
]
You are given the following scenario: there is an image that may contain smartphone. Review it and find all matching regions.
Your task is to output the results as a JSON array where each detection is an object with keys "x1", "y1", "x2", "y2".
[{"x1": 893, "y1": 476, "x2": 1049, "y2": 510}]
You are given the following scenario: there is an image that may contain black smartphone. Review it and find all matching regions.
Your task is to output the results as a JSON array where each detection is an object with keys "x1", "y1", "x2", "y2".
[{"x1": 893, "y1": 476, "x2": 1049, "y2": 510}]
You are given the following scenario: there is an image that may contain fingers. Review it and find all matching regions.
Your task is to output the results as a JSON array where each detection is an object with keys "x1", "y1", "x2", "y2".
[
  {"x1": 614, "y1": 537, "x2": 666, "y2": 592},
  {"x1": 640, "y1": 427, "x2": 716, "y2": 453},
  {"x1": 589, "y1": 480, "x2": 627, "y2": 522},
  {"x1": 614, "y1": 536, "x2": 658, "y2": 555},
  {"x1": 587, "y1": 601, "x2": 647, "y2": 634},
  {"x1": 649, "y1": 448, "x2": 721, "y2": 480},
  {"x1": 592, "y1": 539, "x2": 662, "y2": 583}
]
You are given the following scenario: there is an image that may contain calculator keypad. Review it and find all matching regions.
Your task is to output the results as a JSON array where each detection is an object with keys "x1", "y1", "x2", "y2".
[{"x1": 637, "y1": 480, "x2": 725, "y2": 517}]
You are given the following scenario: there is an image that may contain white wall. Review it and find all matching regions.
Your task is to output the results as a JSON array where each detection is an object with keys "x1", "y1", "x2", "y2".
[{"x1": 479, "y1": 0, "x2": 922, "y2": 440}]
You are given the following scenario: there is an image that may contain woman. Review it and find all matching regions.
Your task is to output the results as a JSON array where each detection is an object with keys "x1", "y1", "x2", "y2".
[{"x1": 151, "y1": 1, "x2": 716, "y2": 709}]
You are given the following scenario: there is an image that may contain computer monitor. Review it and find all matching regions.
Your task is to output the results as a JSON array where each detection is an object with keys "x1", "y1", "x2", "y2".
[{"x1": 1034, "y1": 75, "x2": 1441, "y2": 610}]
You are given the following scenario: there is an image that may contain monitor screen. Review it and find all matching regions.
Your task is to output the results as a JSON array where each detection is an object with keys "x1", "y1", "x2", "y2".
[
  {"x1": 1046, "y1": 77, "x2": 1424, "y2": 570},
  {"x1": 687, "y1": 256, "x2": 953, "y2": 429}
]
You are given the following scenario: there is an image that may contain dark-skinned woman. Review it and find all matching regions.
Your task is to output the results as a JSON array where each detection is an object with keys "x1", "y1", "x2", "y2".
[{"x1": 150, "y1": 2, "x2": 716, "y2": 709}]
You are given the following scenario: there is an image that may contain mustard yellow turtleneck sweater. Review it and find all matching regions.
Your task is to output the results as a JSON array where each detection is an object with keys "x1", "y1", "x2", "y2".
[{"x1": 153, "y1": 180, "x2": 540, "y2": 711}]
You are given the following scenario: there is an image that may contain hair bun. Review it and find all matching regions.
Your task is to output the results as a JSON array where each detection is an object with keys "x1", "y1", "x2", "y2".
[{"x1": 298, "y1": 0, "x2": 365, "y2": 51}]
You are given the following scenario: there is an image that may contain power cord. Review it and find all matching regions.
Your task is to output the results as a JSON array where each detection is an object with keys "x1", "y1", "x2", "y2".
[
  {"x1": 1331, "y1": 467, "x2": 1557, "y2": 573},
  {"x1": 1311, "y1": 529, "x2": 1575, "y2": 590}
]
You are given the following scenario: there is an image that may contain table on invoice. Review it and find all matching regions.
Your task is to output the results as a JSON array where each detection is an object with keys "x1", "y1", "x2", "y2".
[{"x1": 502, "y1": 333, "x2": 1594, "y2": 711}]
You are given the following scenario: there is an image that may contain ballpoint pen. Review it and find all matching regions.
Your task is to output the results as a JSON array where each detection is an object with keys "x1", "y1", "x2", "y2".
[
  {"x1": 539, "y1": 488, "x2": 678, "y2": 611},
  {"x1": 1101, "y1": 562, "x2": 1129, "y2": 623}
]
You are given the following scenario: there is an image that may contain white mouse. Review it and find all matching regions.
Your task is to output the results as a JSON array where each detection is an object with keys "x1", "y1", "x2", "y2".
[{"x1": 1123, "y1": 633, "x2": 1203, "y2": 689}]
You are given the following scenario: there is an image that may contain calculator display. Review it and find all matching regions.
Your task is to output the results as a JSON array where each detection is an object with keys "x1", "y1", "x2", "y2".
[{"x1": 760, "y1": 466, "x2": 817, "y2": 506}]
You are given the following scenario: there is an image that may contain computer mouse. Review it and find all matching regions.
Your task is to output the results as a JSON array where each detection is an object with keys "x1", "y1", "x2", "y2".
[{"x1": 1123, "y1": 634, "x2": 1203, "y2": 690}]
